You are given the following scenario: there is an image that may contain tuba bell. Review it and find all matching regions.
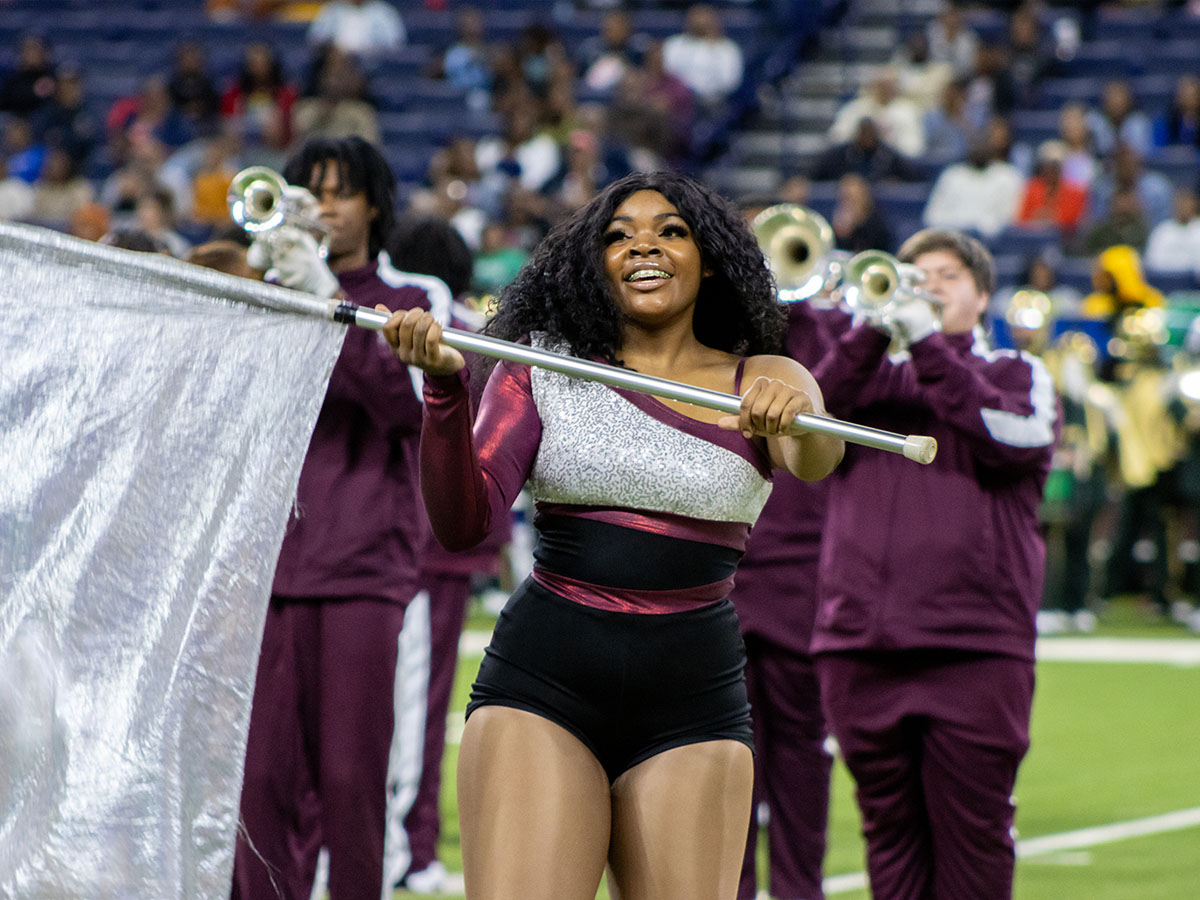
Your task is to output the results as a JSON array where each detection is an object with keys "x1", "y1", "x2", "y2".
[
  {"x1": 1005, "y1": 289, "x2": 1053, "y2": 354},
  {"x1": 227, "y1": 166, "x2": 331, "y2": 252},
  {"x1": 751, "y1": 204, "x2": 840, "y2": 302}
]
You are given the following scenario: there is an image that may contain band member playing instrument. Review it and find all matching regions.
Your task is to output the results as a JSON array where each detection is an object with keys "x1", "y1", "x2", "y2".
[
  {"x1": 730, "y1": 211, "x2": 847, "y2": 899},
  {"x1": 810, "y1": 229, "x2": 1058, "y2": 900},
  {"x1": 377, "y1": 171, "x2": 843, "y2": 900},
  {"x1": 384, "y1": 215, "x2": 509, "y2": 894},
  {"x1": 733, "y1": 297, "x2": 842, "y2": 900},
  {"x1": 231, "y1": 136, "x2": 441, "y2": 900}
]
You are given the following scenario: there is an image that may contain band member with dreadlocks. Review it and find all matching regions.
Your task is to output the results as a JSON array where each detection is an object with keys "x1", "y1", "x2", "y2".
[{"x1": 231, "y1": 136, "x2": 447, "y2": 900}]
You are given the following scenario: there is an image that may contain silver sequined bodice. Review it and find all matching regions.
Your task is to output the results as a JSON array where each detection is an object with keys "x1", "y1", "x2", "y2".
[{"x1": 527, "y1": 341, "x2": 773, "y2": 525}]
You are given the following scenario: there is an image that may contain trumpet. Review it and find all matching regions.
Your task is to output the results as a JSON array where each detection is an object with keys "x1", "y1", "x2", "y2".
[
  {"x1": 227, "y1": 166, "x2": 330, "y2": 254},
  {"x1": 751, "y1": 204, "x2": 845, "y2": 302},
  {"x1": 840, "y1": 250, "x2": 930, "y2": 316}
]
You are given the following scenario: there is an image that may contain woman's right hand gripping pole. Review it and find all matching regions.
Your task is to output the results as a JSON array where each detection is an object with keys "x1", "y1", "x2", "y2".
[{"x1": 376, "y1": 305, "x2": 466, "y2": 376}]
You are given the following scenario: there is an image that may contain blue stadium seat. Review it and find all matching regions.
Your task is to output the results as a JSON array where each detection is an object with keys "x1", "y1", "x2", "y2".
[
  {"x1": 1037, "y1": 78, "x2": 1099, "y2": 111},
  {"x1": 1146, "y1": 269, "x2": 1200, "y2": 294},
  {"x1": 1060, "y1": 40, "x2": 1137, "y2": 79},
  {"x1": 1093, "y1": 8, "x2": 1159, "y2": 43},
  {"x1": 875, "y1": 181, "x2": 932, "y2": 216},
  {"x1": 85, "y1": 71, "x2": 145, "y2": 107},
  {"x1": 1009, "y1": 110, "x2": 1061, "y2": 147},
  {"x1": 806, "y1": 180, "x2": 839, "y2": 212},
  {"x1": 398, "y1": 9, "x2": 455, "y2": 47},
  {"x1": 962, "y1": 8, "x2": 1008, "y2": 43},
  {"x1": 1145, "y1": 147, "x2": 1200, "y2": 190},
  {"x1": 1139, "y1": 54, "x2": 1194, "y2": 79},
  {"x1": 1130, "y1": 74, "x2": 1178, "y2": 114},
  {"x1": 384, "y1": 140, "x2": 441, "y2": 183},
  {"x1": 992, "y1": 253, "x2": 1024, "y2": 285},
  {"x1": 1056, "y1": 257, "x2": 1096, "y2": 294},
  {"x1": 374, "y1": 78, "x2": 469, "y2": 115},
  {"x1": 989, "y1": 226, "x2": 1064, "y2": 262},
  {"x1": 1156, "y1": 9, "x2": 1200, "y2": 41}
]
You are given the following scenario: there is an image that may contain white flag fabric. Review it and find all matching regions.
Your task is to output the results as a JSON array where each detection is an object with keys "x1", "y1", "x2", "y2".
[{"x1": 0, "y1": 224, "x2": 347, "y2": 899}]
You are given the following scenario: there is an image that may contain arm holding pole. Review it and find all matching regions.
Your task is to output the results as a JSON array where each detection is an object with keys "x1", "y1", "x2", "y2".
[{"x1": 333, "y1": 300, "x2": 937, "y2": 465}]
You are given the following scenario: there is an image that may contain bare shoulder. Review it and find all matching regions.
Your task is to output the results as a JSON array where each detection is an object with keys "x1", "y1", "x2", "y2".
[{"x1": 742, "y1": 353, "x2": 816, "y2": 386}]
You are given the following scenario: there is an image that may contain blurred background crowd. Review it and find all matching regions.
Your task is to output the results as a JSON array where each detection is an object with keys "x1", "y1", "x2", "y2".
[{"x1": 3, "y1": 0, "x2": 1200, "y2": 632}]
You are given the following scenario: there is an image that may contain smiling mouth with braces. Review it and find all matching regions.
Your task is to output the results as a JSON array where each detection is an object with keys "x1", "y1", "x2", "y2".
[{"x1": 626, "y1": 268, "x2": 672, "y2": 282}]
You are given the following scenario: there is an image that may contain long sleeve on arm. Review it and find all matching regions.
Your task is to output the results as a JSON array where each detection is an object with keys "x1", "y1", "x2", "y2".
[
  {"x1": 324, "y1": 328, "x2": 425, "y2": 437},
  {"x1": 810, "y1": 324, "x2": 917, "y2": 418},
  {"x1": 420, "y1": 360, "x2": 541, "y2": 551},
  {"x1": 908, "y1": 334, "x2": 1058, "y2": 471}
]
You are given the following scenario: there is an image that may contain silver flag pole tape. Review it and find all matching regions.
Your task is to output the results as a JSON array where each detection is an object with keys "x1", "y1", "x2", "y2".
[{"x1": 334, "y1": 301, "x2": 937, "y2": 465}]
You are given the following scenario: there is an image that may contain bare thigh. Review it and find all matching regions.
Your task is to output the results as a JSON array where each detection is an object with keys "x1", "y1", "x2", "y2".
[
  {"x1": 607, "y1": 740, "x2": 754, "y2": 900},
  {"x1": 457, "y1": 706, "x2": 612, "y2": 900}
]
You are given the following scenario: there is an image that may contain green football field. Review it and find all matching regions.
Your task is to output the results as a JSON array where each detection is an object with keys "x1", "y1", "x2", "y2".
[{"x1": 402, "y1": 600, "x2": 1200, "y2": 900}]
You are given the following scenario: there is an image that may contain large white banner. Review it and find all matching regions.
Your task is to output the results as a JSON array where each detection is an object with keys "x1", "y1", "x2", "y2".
[{"x1": 0, "y1": 224, "x2": 346, "y2": 899}]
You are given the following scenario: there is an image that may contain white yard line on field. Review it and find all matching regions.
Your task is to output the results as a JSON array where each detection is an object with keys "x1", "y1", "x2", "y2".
[
  {"x1": 1034, "y1": 637, "x2": 1200, "y2": 666},
  {"x1": 804, "y1": 807, "x2": 1200, "y2": 896},
  {"x1": 421, "y1": 808, "x2": 1200, "y2": 898},
  {"x1": 460, "y1": 631, "x2": 1200, "y2": 666}
]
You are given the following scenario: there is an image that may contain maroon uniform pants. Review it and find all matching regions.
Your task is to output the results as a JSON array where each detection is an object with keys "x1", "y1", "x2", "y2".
[
  {"x1": 403, "y1": 572, "x2": 472, "y2": 876},
  {"x1": 232, "y1": 596, "x2": 405, "y2": 900},
  {"x1": 738, "y1": 635, "x2": 831, "y2": 900},
  {"x1": 816, "y1": 652, "x2": 1034, "y2": 900}
]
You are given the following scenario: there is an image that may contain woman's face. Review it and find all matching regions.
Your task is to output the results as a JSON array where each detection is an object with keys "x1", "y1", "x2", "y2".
[{"x1": 603, "y1": 189, "x2": 706, "y2": 329}]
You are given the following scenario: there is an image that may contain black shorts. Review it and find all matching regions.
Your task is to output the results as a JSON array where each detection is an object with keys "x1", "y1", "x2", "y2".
[{"x1": 467, "y1": 577, "x2": 754, "y2": 782}]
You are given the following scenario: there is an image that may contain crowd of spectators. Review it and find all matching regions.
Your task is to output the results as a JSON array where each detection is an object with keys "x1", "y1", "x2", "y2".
[
  {"x1": 0, "y1": 0, "x2": 754, "y2": 294},
  {"x1": 787, "y1": 1, "x2": 1200, "y2": 294},
  {"x1": 4, "y1": 0, "x2": 1200, "y2": 299}
]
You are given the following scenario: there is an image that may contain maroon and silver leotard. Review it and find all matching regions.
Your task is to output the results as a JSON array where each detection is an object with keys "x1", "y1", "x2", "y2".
[{"x1": 420, "y1": 336, "x2": 774, "y2": 614}]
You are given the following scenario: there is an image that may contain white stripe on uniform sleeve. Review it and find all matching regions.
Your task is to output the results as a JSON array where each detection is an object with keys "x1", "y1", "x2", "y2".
[
  {"x1": 376, "y1": 252, "x2": 456, "y2": 397},
  {"x1": 979, "y1": 350, "x2": 1057, "y2": 448}
]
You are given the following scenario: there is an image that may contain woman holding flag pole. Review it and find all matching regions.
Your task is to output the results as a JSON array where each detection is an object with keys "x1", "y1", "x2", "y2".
[{"x1": 377, "y1": 170, "x2": 843, "y2": 900}]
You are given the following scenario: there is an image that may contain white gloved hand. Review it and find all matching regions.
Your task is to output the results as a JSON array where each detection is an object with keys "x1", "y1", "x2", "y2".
[
  {"x1": 282, "y1": 184, "x2": 321, "y2": 222},
  {"x1": 848, "y1": 292, "x2": 889, "y2": 332},
  {"x1": 250, "y1": 226, "x2": 340, "y2": 298},
  {"x1": 885, "y1": 297, "x2": 939, "y2": 347}
]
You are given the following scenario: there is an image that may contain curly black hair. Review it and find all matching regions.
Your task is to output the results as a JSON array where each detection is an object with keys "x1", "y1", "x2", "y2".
[
  {"x1": 484, "y1": 171, "x2": 783, "y2": 364},
  {"x1": 283, "y1": 136, "x2": 396, "y2": 259},
  {"x1": 386, "y1": 215, "x2": 473, "y2": 298}
]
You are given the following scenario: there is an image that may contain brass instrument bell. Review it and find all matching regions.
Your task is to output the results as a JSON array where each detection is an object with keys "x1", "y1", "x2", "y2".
[
  {"x1": 227, "y1": 166, "x2": 331, "y2": 244},
  {"x1": 751, "y1": 204, "x2": 837, "y2": 301},
  {"x1": 1005, "y1": 289, "x2": 1053, "y2": 353},
  {"x1": 1110, "y1": 306, "x2": 1169, "y2": 362},
  {"x1": 841, "y1": 250, "x2": 904, "y2": 315}
]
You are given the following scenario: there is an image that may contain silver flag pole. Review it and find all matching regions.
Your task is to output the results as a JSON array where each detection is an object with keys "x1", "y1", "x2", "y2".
[{"x1": 334, "y1": 301, "x2": 937, "y2": 465}]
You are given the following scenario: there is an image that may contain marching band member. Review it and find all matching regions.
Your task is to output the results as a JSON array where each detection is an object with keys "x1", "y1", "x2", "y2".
[
  {"x1": 231, "y1": 136, "x2": 439, "y2": 900},
  {"x1": 1097, "y1": 308, "x2": 1181, "y2": 619},
  {"x1": 810, "y1": 229, "x2": 1058, "y2": 900},
  {"x1": 732, "y1": 205, "x2": 847, "y2": 900},
  {"x1": 1036, "y1": 327, "x2": 1112, "y2": 633}
]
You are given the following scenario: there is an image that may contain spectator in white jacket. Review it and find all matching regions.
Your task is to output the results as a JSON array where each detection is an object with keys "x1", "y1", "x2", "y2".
[
  {"x1": 1144, "y1": 187, "x2": 1200, "y2": 273},
  {"x1": 829, "y1": 68, "x2": 926, "y2": 158},
  {"x1": 308, "y1": 0, "x2": 406, "y2": 61},
  {"x1": 922, "y1": 134, "x2": 1023, "y2": 237},
  {"x1": 662, "y1": 5, "x2": 743, "y2": 109}
]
